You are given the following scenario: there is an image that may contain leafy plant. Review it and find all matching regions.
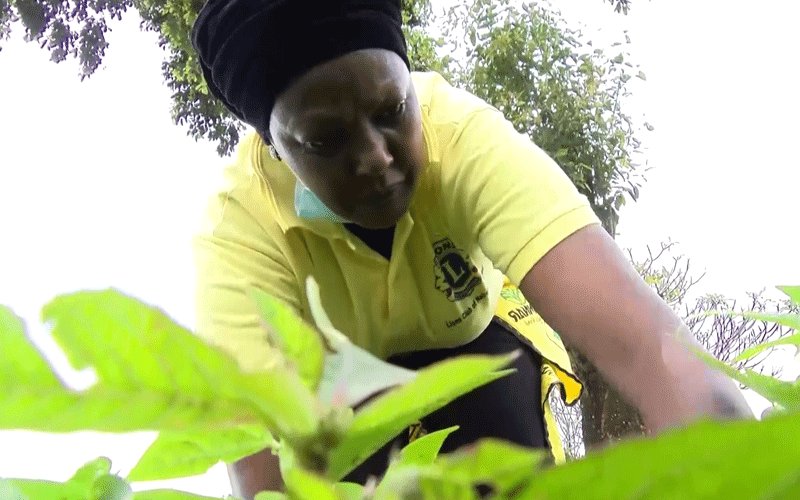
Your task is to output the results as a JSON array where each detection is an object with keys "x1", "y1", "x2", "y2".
[
  {"x1": 0, "y1": 276, "x2": 517, "y2": 498},
  {"x1": 2, "y1": 283, "x2": 798, "y2": 499}
]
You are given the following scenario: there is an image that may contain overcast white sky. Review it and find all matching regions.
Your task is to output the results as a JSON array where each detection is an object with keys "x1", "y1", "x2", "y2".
[{"x1": 0, "y1": 0, "x2": 798, "y2": 495}]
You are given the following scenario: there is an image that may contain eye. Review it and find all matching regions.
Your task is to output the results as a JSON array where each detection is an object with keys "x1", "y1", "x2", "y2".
[
  {"x1": 390, "y1": 100, "x2": 406, "y2": 115},
  {"x1": 303, "y1": 130, "x2": 346, "y2": 155},
  {"x1": 303, "y1": 140, "x2": 336, "y2": 157},
  {"x1": 377, "y1": 100, "x2": 407, "y2": 122}
]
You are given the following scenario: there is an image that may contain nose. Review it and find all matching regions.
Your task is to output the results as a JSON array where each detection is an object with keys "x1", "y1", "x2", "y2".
[{"x1": 354, "y1": 123, "x2": 393, "y2": 178}]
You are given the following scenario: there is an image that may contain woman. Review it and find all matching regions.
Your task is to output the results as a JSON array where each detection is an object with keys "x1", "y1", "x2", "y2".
[{"x1": 190, "y1": 0, "x2": 751, "y2": 498}]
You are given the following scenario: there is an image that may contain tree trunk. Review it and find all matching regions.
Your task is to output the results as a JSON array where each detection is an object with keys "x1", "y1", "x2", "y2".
[{"x1": 568, "y1": 347, "x2": 646, "y2": 449}]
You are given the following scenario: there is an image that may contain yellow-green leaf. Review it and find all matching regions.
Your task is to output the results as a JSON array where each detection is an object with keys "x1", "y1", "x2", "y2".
[
  {"x1": 734, "y1": 333, "x2": 800, "y2": 364},
  {"x1": 249, "y1": 288, "x2": 325, "y2": 391},
  {"x1": 127, "y1": 427, "x2": 276, "y2": 482},
  {"x1": 133, "y1": 490, "x2": 238, "y2": 500},
  {"x1": 517, "y1": 412, "x2": 800, "y2": 499},
  {"x1": 2, "y1": 291, "x2": 319, "y2": 441},
  {"x1": 284, "y1": 467, "x2": 341, "y2": 500},
  {"x1": 328, "y1": 354, "x2": 517, "y2": 480},
  {"x1": 778, "y1": 285, "x2": 800, "y2": 306},
  {"x1": 691, "y1": 346, "x2": 800, "y2": 411}
]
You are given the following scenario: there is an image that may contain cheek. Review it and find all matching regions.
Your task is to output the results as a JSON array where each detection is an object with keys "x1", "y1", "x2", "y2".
[
  {"x1": 404, "y1": 116, "x2": 426, "y2": 168},
  {"x1": 297, "y1": 162, "x2": 351, "y2": 202}
]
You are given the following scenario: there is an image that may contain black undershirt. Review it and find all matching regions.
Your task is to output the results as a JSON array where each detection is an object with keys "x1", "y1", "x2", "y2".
[{"x1": 344, "y1": 223, "x2": 396, "y2": 261}]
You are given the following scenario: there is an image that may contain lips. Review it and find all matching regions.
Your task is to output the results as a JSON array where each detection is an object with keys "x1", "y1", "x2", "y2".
[{"x1": 363, "y1": 182, "x2": 403, "y2": 203}]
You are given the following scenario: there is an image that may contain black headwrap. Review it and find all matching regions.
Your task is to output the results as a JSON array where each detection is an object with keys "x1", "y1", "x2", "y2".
[{"x1": 191, "y1": 0, "x2": 410, "y2": 143}]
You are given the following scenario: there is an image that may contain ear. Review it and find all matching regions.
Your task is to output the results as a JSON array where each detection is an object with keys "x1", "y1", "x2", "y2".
[{"x1": 256, "y1": 129, "x2": 271, "y2": 146}]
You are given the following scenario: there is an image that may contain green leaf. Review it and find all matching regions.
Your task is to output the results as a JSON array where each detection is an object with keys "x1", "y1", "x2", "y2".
[
  {"x1": 779, "y1": 285, "x2": 800, "y2": 306},
  {"x1": 127, "y1": 426, "x2": 276, "y2": 482},
  {"x1": 0, "y1": 480, "x2": 29, "y2": 500},
  {"x1": 305, "y1": 277, "x2": 350, "y2": 350},
  {"x1": 318, "y1": 342, "x2": 418, "y2": 409},
  {"x1": 249, "y1": 288, "x2": 325, "y2": 391},
  {"x1": 372, "y1": 465, "x2": 477, "y2": 500},
  {"x1": 69, "y1": 457, "x2": 113, "y2": 488},
  {"x1": 439, "y1": 438, "x2": 547, "y2": 495},
  {"x1": 733, "y1": 333, "x2": 800, "y2": 363},
  {"x1": 306, "y1": 277, "x2": 417, "y2": 408},
  {"x1": 691, "y1": 346, "x2": 800, "y2": 411},
  {"x1": 133, "y1": 490, "x2": 239, "y2": 500},
  {"x1": 612, "y1": 53, "x2": 624, "y2": 63},
  {"x1": 396, "y1": 426, "x2": 459, "y2": 467},
  {"x1": 3, "y1": 479, "x2": 86, "y2": 500},
  {"x1": 637, "y1": 70, "x2": 647, "y2": 80},
  {"x1": 517, "y1": 412, "x2": 800, "y2": 499},
  {"x1": 327, "y1": 353, "x2": 517, "y2": 480},
  {"x1": 739, "y1": 310, "x2": 800, "y2": 331},
  {"x1": 333, "y1": 483, "x2": 363, "y2": 500},
  {"x1": 284, "y1": 467, "x2": 341, "y2": 500},
  {"x1": 254, "y1": 492, "x2": 288, "y2": 500},
  {"x1": 3, "y1": 458, "x2": 119, "y2": 500},
  {"x1": 90, "y1": 474, "x2": 133, "y2": 500},
  {"x1": 370, "y1": 427, "x2": 460, "y2": 500},
  {"x1": 1, "y1": 290, "x2": 319, "y2": 443},
  {"x1": 0, "y1": 304, "x2": 62, "y2": 389}
]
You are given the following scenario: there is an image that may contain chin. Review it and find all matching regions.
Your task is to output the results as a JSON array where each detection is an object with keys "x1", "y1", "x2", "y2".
[
  {"x1": 352, "y1": 202, "x2": 408, "y2": 229},
  {"x1": 346, "y1": 181, "x2": 415, "y2": 229},
  {"x1": 353, "y1": 213, "x2": 403, "y2": 230}
]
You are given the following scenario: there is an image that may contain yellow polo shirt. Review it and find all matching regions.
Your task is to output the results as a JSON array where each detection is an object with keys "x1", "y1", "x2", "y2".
[{"x1": 192, "y1": 71, "x2": 600, "y2": 459}]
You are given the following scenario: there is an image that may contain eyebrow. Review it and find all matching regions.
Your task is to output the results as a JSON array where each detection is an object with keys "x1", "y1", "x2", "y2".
[{"x1": 298, "y1": 79, "x2": 406, "y2": 121}]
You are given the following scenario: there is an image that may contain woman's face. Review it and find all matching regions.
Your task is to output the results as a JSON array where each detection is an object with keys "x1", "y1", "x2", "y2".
[{"x1": 268, "y1": 48, "x2": 425, "y2": 230}]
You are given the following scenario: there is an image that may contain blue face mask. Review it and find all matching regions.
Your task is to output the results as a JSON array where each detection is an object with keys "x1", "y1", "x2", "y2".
[{"x1": 294, "y1": 180, "x2": 351, "y2": 224}]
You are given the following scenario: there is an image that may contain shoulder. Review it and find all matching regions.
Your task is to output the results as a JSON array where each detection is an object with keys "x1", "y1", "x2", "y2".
[
  {"x1": 195, "y1": 130, "x2": 289, "y2": 244},
  {"x1": 411, "y1": 71, "x2": 499, "y2": 130}
]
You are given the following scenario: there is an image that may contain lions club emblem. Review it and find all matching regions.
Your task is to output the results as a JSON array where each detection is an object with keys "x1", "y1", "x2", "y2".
[{"x1": 433, "y1": 238, "x2": 481, "y2": 301}]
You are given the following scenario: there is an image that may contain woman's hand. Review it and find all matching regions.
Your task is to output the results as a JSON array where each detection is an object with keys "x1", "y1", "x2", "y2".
[{"x1": 519, "y1": 223, "x2": 753, "y2": 434}]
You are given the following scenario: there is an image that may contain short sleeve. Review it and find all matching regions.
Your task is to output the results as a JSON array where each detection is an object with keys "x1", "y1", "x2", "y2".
[
  {"x1": 192, "y1": 192, "x2": 301, "y2": 374},
  {"x1": 441, "y1": 107, "x2": 601, "y2": 285}
]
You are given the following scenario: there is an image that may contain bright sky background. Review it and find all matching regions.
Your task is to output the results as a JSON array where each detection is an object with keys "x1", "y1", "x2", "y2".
[{"x1": 0, "y1": 0, "x2": 798, "y2": 496}]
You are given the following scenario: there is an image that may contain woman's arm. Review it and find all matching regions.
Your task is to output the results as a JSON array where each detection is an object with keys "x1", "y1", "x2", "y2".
[{"x1": 519, "y1": 223, "x2": 752, "y2": 433}]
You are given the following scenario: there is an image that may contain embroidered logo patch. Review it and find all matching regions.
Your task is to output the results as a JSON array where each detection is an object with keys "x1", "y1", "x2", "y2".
[
  {"x1": 433, "y1": 238, "x2": 481, "y2": 301},
  {"x1": 500, "y1": 287, "x2": 528, "y2": 306}
]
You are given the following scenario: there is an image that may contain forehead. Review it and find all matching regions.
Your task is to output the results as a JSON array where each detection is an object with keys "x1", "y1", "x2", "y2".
[{"x1": 274, "y1": 49, "x2": 410, "y2": 129}]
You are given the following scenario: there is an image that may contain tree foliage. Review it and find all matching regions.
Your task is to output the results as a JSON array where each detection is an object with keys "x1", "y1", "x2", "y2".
[
  {"x1": 604, "y1": 0, "x2": 632, "y2": 15},
  {"x1": 0, "y1": 0, "x2": 449, "y2": 157},
  {"x1": 438, "y1": 0, "x2": 648, "y2": 236}
]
